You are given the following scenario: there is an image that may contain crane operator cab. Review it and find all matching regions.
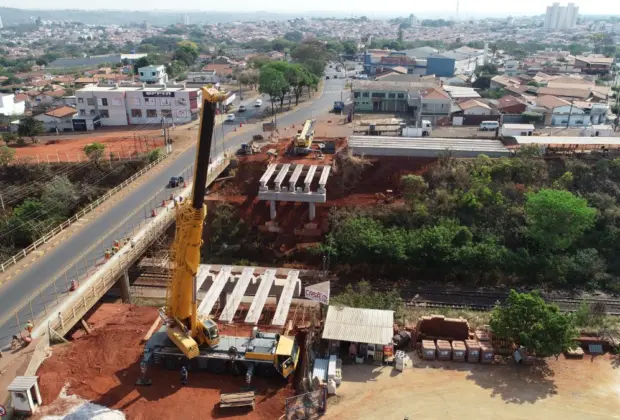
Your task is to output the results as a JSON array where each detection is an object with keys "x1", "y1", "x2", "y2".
[
  {"x1": 202, "y1": 318, "x2": 220, "y2": 347},
  {"x1": 275, "y1": 336, "x2": 300, "y2": 379}
]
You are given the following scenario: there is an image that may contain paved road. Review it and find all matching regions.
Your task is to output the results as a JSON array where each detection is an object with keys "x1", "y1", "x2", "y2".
[{"x1": 0, "y1": 75, "x2": 346, "y2": 346}]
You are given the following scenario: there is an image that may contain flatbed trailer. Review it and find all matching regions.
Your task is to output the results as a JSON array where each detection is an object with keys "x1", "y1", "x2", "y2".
[{"x1": 144, "y1": 326, "x2": 299, "y2": 384}]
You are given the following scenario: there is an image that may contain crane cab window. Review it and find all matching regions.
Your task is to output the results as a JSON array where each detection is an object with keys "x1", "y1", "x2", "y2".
[{"x1": 204, "y1": 319, "x2": 219, "y2": 340}]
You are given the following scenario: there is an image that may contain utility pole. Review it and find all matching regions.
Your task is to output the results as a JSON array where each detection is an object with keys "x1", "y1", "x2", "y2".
[{"x1": 566, "y1": 100, "x2": 574, "y2": 129}]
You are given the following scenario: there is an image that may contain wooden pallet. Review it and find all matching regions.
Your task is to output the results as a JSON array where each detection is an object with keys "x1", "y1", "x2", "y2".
[{"x1": 220, "y1": 391, "x2": 256, "y2": 410}]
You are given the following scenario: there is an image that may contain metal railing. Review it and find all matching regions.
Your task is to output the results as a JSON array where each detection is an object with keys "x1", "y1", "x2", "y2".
[
  {"x1": 0, "y1": 154, "x2": 231, "y2": 347},
  {"x1": 0, "y1": 154, "x2": 168, "y2": 274}
]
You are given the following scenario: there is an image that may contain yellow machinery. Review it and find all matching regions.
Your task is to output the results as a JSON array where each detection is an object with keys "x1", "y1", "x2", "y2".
[
  {"x1": 294, "y1": 119, "x2": 316, "y2": 154},
  {"x1": 140, "y1": 86, "x2": 300, "y2": 385}
]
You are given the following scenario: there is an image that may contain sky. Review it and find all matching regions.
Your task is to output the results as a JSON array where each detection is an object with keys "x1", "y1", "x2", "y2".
[{"x1": 3, "y1": 0, "x2": 620, "y2": 17}]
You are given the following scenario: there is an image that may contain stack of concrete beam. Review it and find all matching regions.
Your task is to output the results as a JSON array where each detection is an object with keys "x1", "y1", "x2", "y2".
[
  {"x1": 480, "y1": 342, "x2": 495, "y2": 364},
  {"x1": 465, "y1": 339, "x2": 481, "y2": 363},
  {"x1": 421, "y1": 340, "x2": 436, "y2": 360},
  {"x1": 436, "y1": 340, "x2": 452, "y2": 361},
  {"x1": 451, "y1": 341, "x2": 466, "y2": 362}
]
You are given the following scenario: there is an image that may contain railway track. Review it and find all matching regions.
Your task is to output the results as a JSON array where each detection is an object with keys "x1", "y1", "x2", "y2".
[{"x1": 128, "y1": 268, "x2": 620, "y2": 315}]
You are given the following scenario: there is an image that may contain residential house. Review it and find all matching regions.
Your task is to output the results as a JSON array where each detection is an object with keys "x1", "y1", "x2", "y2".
[
  {"x1": 418, "y1": 87, "x2": 452, "y2": 122},
  {"x1": 490, "y1": 75, "x2": 522, "y2": 90},
  {"x1": 352, "y1": 79, "x2": 438, "y2": 112},
  {"x1": 202, "y1": 63, "x2": 235, "y2": 78},
  {"x1": 504, "y1": 60, "x2": 520, "y2": 76},
  {"x1": 74, "y1": 77, "x2": 98, "y2": 88},
  {"x1": 33, "y1": 105, "x2": 77, "y2": 132},
  {"x1": 31, "y1": 89, "x2": 66, "y2": 108},
  {"x1": 536, "y1": 87, "x2": 591, "y2": 101},
  {"x1": 441, "y1": 74, "x2": 471, "y2": 86},
  {"x1": 0, "y1": 93, "x2": 26, "y2": 116},
  {"x1": 528, "y1": 95, "x2": 588, "y2": 126},
  {"x1": 456, "y1": 99, "x2": 493, "y2": 115},
  {"x1": 138, "y1": 65, "x2": 168, "y2": 85},
  {"x1": 496, "y1": 95, "x2": 527, "y2": 114},
  {"x1": 574, "y1": 55, "x2": 614, "y2": 75}
]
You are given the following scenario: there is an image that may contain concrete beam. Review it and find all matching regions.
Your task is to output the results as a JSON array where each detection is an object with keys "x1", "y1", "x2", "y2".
[
  {"x1": 288, "y1": 164, "x2": 304, "y2": 192},
  {"x1": 245, "y1": 269, "x2": 276, "y2": 324},
  {"x1": 318, "y1": 166, "x2": 331, "y2": 194},
  {"x1": 198, "y1": 266, "x2": 231, "y2": 317},
  {"x1": 304, "y1": 165, "x2": 318, "y2": 193},
  {"x1": 196, "y1": 264, "x2": 211, "y2": 292},
  {"x1": 219, "y1": 267, "x2": 255, "y2": 322},
  {"x1": 274, "y1": 164, "x2": 291, "y2": 191},
  {"x1": 272, "y1": 270, "x2": 300, "y2": 327},
  {"x1": 259, "y1": 164, "x2": 277, "y2": 191},
  {"x1": 258, "y1": 190, "x2": 327, "y2": 203}
]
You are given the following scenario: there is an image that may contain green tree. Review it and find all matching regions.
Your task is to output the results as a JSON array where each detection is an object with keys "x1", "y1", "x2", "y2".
[
  {"x1": 0, "y1": 146, "x2": 15, "y2": 165},
  {"x1": 7, "y1": 199, "x2": 55, "y2": 246},
  {"x1": 84, "y1": 142, "x2": 106, "y2": 163},
  {"x1": 525, "y1": 189, "x2": 596, "y2": 251},
  {"x1": 17, "y1": 117, "x2": 43, "y2": 144},
  {"x1": 133, "y1": 55, "x2": 155, "y2": 74},
  {"x1": 342, "y1": 40, "x2": 358, "y2": 55},
  {"x1": 41, "y1": 176, "x2": 79, "y2": 218},
  {"x1": 283, "y1": 31, "x2": 303, "y2": 43},
  {"x1": 490, "y1": 290, "x2": 577, "y2": 357},
  {"x1": 401, "y1": 174, "x2": 428, "y2": 209},
  {"x1": 238, "y1": 69, "x2": 259, "y2": 90},
  {"x1": 332, "y1": 281, "x2": 404, "y2": 319},
  {"x1": 259, "y1": 66, "x2": 289, "y2": 111}
]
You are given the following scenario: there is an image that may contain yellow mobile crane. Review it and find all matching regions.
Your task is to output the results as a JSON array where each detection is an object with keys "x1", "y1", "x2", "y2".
[
  {"x1": 293, "y1": 119, "x2": 316, "y2": 155},
  {"x1": 138, "y1": 87, "x2": 300, "y2": 386}
]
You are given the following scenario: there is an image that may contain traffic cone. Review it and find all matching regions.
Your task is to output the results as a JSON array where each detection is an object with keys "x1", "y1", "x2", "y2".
[
  {"x1": 151, "y1": 209, "x2": 157, "y2": 217},
  {"x1": 239, "y1": 122, "x2": 243, "y2": 127},
  {"x1": 70, "y1": 279, "x2": 77, "y2": 292}
]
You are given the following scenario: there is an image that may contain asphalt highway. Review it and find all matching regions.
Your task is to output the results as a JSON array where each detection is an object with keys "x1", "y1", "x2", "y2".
[{"x1": 0, "y1": 75, "x2": 347, "y2": 346}]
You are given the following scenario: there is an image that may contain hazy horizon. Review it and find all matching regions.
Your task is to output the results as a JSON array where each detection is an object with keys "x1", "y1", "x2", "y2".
[{"x1": 2, "y1": 2, "x2": 620, "y2": 19}]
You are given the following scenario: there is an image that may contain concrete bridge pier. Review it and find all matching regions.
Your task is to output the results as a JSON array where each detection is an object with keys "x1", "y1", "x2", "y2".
[{"x1": 116, "y1": 269, "x2": 132, "y2": 304}]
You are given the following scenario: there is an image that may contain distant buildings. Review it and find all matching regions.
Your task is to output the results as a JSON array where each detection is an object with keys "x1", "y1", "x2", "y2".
[
  {"x1": 544, "y1": 3, "x2": 579, "y2": 30},
  {"x1": 0, "y1": 15, "x2": 3, "y2": 29}
]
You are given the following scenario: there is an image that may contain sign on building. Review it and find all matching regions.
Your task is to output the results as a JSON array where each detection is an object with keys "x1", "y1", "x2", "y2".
[
  {"x1": 143, "y1": 91, "x2": 176, "y2": 98},
  {"x1": 304, "y1": 281, "x2": 330, "y2": 304}
]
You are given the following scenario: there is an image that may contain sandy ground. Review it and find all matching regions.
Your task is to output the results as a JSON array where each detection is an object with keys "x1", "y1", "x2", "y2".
[
  {"x1": 326, "y1": 354, "x2": 620, "y2": 420},
  {"x1": 36, "y1": 303, "x2": 293, "y2": 420}
]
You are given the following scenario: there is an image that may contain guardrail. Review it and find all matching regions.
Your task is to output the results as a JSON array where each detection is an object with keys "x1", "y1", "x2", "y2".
[
  {"x1": 0, "y1": 154, "x2": 231, "y2": 347},
  {"x1": 0, "y1": 154, "x2": 168, "y2": 274}
]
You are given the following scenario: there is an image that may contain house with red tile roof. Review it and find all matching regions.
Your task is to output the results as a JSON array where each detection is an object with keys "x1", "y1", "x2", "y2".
[{"x1": 33, "y1": 105, "x2": 77, "y2": 132}]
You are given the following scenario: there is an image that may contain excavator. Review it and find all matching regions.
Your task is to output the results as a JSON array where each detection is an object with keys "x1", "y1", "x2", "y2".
[{"x1": 138, "y1": 86, "x2": 300, "y2": 387}]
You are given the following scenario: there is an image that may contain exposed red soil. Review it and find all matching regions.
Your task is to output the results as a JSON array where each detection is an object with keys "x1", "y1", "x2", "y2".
[
  {"x1": 37, "y1": 303, "x2": 292, "y2": 420},
  {"x1": 14, "y1": 131, "x2": 163, "y2": 162}
]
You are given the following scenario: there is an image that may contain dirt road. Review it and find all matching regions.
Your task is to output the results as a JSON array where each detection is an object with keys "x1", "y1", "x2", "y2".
[{"x1": 326, "y1": 355, "x2": 620, "y2": 420}]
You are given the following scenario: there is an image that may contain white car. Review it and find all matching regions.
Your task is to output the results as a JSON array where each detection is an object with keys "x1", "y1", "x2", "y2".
[
  {"x1": 255, "y1": 99, "x2": 263, "y2": 107},
  {"x1": 226, "y1": 113, "x2": 235, "y2": 122}
]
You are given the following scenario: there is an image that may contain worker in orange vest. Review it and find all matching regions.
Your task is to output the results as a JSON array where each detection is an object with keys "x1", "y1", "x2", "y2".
[
  {"x1": 25, "y1": 320, "x2": 34, "y2": 334},
  {"x1": 104, "y1": 248, "x2": 111, "y2": 260},
  {"x1": 113, "y1": 240, "x2": 120, "y2": 248}
]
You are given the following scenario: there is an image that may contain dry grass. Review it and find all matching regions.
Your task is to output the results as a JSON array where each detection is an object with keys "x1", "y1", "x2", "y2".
[{"x1": 403, "y1": 307, "x2": 492, "y2": 330}]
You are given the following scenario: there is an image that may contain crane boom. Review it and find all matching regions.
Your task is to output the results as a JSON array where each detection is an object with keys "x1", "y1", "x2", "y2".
[{"x1": 165, "y1": 86, "x2": 225, "y2": 358}]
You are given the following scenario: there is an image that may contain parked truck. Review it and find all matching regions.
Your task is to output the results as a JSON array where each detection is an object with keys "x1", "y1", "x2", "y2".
[
  {"x1": 333, "y1": 101, "x2": 345, "y2": 112},
  {"x1": 500, "y1": 123, "x2": 535, "y2": 137},
  {"x1": 401, "y1": 120, "x2": 432, "y2": 137}
]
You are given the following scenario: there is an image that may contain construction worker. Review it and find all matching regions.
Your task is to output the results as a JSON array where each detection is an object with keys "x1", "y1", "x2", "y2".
[
  {"x1": 180, "y1": 365, "x2": 188, "y2": 385},
  {"x1": 113, "y1": 239, "x2": 120, "y2": 248},
  {"x1": 123, "y1": 238, "x2": 130, "y2": 248},
  {"x1": 25, "y1": 320, "x2": 34, "y2": 335},
  {"x1": 104, "y1": 248, "x2": 111, "y2": 260},
  {"x1": 69, "y1": 279, "x2": 77, "y2": 291}
]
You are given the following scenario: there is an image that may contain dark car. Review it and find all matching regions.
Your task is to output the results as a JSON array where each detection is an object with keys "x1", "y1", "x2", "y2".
[
  {"x1": 239, "y1": 105, "x2": 247, "y2": 112},
  {"x1": 168, "y1": 176, "x2": 184, "y2": 188}
]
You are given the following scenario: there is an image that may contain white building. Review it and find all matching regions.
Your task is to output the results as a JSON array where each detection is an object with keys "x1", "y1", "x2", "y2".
[
  {"x1": 75, "y1": 84, "x2": 202, "y2": 126},
  {"x1": 0, "y1": 93, "x2": 26, "y2": 117},
  {"x1": 33, "y1": 106, "x2": 77, "y2": 132},
  {"x1": 544, "y1": 2, "x2": 579, "y2": 30},
  {"x1": 138, "y1": 65, "x2": 168, "y2": 85}
]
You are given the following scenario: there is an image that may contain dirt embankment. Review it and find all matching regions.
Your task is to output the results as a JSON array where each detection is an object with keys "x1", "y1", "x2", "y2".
[{"x1": 37, "y1": 303, "x2": 292, "y2": 420}]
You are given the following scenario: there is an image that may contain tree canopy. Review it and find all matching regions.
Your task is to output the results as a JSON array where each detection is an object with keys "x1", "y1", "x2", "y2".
[{"x1": 490, "y1": 290, "x2": 577, "y2": 357}]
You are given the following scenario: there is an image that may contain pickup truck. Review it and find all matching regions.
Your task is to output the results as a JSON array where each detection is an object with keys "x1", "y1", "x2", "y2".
[{"x1": 333, "y1": 101, "x2": 345, "y2": 112}]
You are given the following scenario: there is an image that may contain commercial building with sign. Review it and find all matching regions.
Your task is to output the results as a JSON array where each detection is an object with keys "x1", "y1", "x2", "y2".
[{"x1": 75, "y1": 84, "x2": 202, "y2": 127}]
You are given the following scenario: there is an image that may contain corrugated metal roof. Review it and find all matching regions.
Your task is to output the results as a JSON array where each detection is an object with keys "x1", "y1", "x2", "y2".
[
  {"x1": 514, "y1": 136, "x2": 620, "y2": 145},
  {"x1": 312, "y1": 358, "x2": 329, "y2": 382},
  {"x1": 8, "y1": 376, "x2": 39, "y2": 391},
  {"x1": 322, "y1": 306, "x2": 394, "y2": 345}
]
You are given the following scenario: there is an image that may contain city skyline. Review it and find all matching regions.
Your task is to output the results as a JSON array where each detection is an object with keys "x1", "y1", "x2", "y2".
[{"x1": 1, "y1": 1, "x2": 620, "y2": 17}]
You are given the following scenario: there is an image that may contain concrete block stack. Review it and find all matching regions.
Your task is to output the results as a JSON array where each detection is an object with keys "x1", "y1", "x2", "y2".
[
  {"x1": 465, "y1": 339, "x2": 481, "y2": 363},
  {"x1": 436, "y1": 340, "x2": 452, "y2": 361},
  {"x1": 480, "y1": 342, "x2": 495, "y2": 364},
  {"x1": 422, "y1": 340, "x2": 436, "y2": 360},
  {"x1": 451, "y1": 341, "x2": 466, "y2": 361}
]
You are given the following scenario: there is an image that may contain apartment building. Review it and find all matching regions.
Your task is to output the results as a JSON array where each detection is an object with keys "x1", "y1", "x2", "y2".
[
  {"x1": 138, "y1": 65, "x2": 168, "y2": 84},
  {"x1": 544, "y1": 3, "x2": 579, "y2": 30},
  {"x1": 75, "y1": 84, "x2": 202, "y2": 127}
]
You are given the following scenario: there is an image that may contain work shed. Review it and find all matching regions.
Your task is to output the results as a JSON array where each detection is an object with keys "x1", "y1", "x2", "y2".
[{"x1": 322, "y1": 306, "x2": 394, "y2": 363}]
